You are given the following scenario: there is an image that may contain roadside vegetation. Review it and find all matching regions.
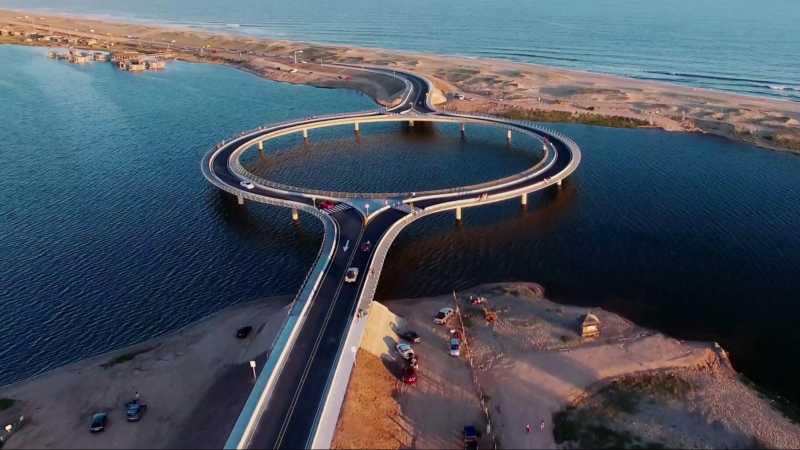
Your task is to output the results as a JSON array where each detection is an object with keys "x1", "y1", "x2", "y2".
[
  {"x1": 99, "y1": 347, "x2": 153, "y2": 369},
  {"x1": 497, "y1": 107, "x2": 649, "y2": 128},
  {"x1": 552, "y1": 372, "x2": 693, "y2": 449}
]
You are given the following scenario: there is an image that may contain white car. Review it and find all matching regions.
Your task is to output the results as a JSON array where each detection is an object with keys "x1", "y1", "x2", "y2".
[
  {"x1": 239, "y1": 180, "x2": 255, "y2": 190},
  {"x1": 345, "y1": 267, "x2": 359, "y2": 283},
  {"x1": 433, "y1": 307, "x2": 454, "y2": 324},
  {"x1": 396, "y1": 342, "x2": 415, "y2": 360},
  {"x1": 449, "y1": 338, "x2": 461, "y2": 357}
]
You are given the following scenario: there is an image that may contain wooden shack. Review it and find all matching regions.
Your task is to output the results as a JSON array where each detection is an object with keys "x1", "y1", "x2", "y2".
[{"x1": 580, "y1": 313, "x2": 601, "y2": 339}]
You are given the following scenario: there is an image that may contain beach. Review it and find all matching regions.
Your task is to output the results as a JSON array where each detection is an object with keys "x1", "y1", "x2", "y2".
[
  {"x1": 0, "y1": 297, "x2": 291, "y2": 449},
  {"x1": 334, "y1": 283, "x2": 800, "y2": 449},
  {"x1": 1, "y1": 9, "x2": 799, "y2": 154}
]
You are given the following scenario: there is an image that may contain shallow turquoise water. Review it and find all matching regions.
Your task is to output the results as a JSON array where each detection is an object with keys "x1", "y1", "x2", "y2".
[{"x1": 2, "y1": 0, "x2": 799, "y2": 100}]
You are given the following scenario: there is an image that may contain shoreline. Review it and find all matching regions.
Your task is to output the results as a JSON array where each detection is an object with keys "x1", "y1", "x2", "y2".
[
  {"x1": 1, "y1": 285, "x2": 797, "y2": 448},
  {"x1": 0, "y1": 296, "x2": 292, "y2": 449},
  {"x1": 2, "y1": 9, "x2": 799, "y2": 154},
  {"x1": 334, "y1": 283, "x2": 800, "y2": 449},
  {"x1": 7, "y1": 7, "x2": 799, "y2": 106}
]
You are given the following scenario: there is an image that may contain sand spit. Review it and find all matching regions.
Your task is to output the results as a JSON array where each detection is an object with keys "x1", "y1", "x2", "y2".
[
  {"x1": 1, "y1": 9, "x2": 799, "y2": 153},
  {"x1": 333, "y1": 283, "x2": 800, "y2": 449},
  {"x1": 0, "y1": 297, "x2": 290, "y2": 449}
]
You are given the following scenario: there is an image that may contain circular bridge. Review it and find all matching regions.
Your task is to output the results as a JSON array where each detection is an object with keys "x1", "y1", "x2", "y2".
[
  {"x1": 202, "y1": 112, "x2": 580, "y2": 221},
  {"x1": 203, "y1": 67, "x2": 581, "y2": 450}
]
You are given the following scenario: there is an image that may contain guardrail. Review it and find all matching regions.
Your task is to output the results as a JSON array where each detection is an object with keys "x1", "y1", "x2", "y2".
[
  {"x1": 204, "y1": 66, "x2": 581, "y2": 450},
  {"x1": 203, "y1": 146, "x2": 344, "y2": 450},
  {"x1": 229, "y1": 114, "x2": 554, "y2": 201},
  {"x1": 310, "y1": 207, "x2": 420, "y2": 448}
]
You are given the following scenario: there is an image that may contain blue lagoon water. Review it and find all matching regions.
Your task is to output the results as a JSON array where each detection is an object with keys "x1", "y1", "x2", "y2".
[
  {"x1": 2, "y1": 0, "x2": 799, "y2": 100},
  {"x1": 2, "y1": 44, "x2": 800, "y2": 409}
]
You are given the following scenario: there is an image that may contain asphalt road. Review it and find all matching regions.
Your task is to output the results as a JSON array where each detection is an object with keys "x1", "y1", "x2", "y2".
[{"x1": 204, "y1": 66, "x2": 578, "y2": 449}]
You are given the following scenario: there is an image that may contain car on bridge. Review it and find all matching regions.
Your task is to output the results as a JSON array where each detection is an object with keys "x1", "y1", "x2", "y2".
[
  {"x1": 239, "y1": 180, "x2": 255, "y2": 190},
  {"x1": 319, "y1": 200, "x2": 335, "y2": 211},
  {"x1": 345, "y1": 267, "x2": 359, "y2": 283},
  {"x1": 360, "y1": 240, "x2": 372, "y2": 252},
  {"x1": 434, "y1": 307, "x2": 454, "y2": 324}
]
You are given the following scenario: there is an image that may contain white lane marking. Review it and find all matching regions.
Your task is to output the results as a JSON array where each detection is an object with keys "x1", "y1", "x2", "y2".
[{"x1": 273, "y1": 224, "x2": 365, "y2": 448}]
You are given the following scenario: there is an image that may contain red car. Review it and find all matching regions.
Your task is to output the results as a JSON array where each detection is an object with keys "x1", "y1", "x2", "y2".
[
  {"x1": 402, "y1": 365, "x2": 417, "y2": 385},
  {"x1": 319, "y1": 200, "x2": 335, "y2": 211}
]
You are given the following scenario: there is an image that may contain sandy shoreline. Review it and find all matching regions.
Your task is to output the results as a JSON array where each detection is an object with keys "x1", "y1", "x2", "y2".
[
  {"x1": 0, "y1": 297, "x2": 291, "y2": 449},
  {"x1": 2, "y1": 9, "x2": 799, "y2": 154},
  {"x1": 334, "y1": 283, "x2": 800, "y2": 449},
  {"x1": 1, "y1": 285, "x2": 798, "y2": 448}
]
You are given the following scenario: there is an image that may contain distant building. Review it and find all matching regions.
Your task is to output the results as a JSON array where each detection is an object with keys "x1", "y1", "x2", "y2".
[
  {"x1": 93, "y1": 52, "x2": 109, "y2": 62},
  {"x1": 580, "y1": 313, "x2": 601, "y2": 339},
  {"x1": 145, "y1": 60, "x2": 166, "y2": 70}
]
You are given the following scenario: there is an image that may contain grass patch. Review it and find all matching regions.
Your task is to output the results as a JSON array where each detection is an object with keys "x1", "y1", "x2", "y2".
[
  {"x1": 613, "y1": 372, "x2": 693, "y2": 402},
  {"x1": 553, "y1": 406, "x2": 665, "y2": 449},
  {"x1": 100, "y1": 347, "x2": 153, "y2": 369},
  {"x1": 497, "y1": 107, "x2": 649, "y2": 129},
  {"x1": 0, "y1": 398, "x2": 15, "y2": 411}
]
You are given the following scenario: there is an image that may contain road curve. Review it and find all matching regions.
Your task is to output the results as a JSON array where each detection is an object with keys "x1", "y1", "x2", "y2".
[{"x1": 202, "y1": 67, "x2": 580, "y2": 449}]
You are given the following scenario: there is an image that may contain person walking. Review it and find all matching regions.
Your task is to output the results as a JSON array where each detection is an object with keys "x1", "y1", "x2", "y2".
[
  {"x1": 540, "y1": 420, "x2": 545, "y2": 432},
  {"x1": 525, "y1": 423, "x2": 531, "y2": 434}
]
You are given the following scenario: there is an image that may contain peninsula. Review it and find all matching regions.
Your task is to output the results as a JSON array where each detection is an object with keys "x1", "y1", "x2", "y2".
[{"x1": 1, "y1": 9, "x2": 799, "y2": 154}]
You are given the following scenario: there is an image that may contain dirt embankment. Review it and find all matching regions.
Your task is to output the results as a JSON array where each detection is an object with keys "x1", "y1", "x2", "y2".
[
  {"x1": 333, "y1": 283, "x2": 800, "y2": 449},
  {"x1": 2, "y1": 9, "x2": 799, "y2": 153}
]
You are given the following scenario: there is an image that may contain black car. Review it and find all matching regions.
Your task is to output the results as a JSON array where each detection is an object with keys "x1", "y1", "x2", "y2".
[
  {"x1": 398, "y1": 330, "x2": 421, "y2": 343},
  {"x1": 125, "y1": 400, "x2": 147, "y2": 422},
  {"x1": 236, "y1": 326, "x2": 253, "y2": 339},
  {"x1": 89, "y1": 412, "x2": 107, "y2": 433}
]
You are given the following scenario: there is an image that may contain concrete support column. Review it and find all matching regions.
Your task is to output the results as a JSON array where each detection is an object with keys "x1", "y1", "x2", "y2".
[
  {"x1": 291, "y1": 208, "x2": 299, "y2": 222},
  {"x1": 257, "y1": 141, "x2": 264, "y2": 151},
  {"x1": 302, "y1": 129, "x2": 309, "y2": 140},
  {"x1": 557, "y1": 179, "x2": 563, "y2": 187},
  {"x1": 506, "y1": 129, "x2": 512, "y2": 142},
  {"x1": 460, "y1": 123, "x2": 465, "y2": 135},
  {"x1": 354, "y1": 122, "x2": 360, "y2": 132},
  {"x1": 237, "y1": 194, "x2": 244, "y2": 205},
  {"x1": 521, "y1": 193, "x2": 528, "y2": 206},
  {"x1": 409, "y1": 120, "x2": 415, "y2": 127},
  {"x1": 455, "y1": 207, "x2": 462, "y2": 222}
]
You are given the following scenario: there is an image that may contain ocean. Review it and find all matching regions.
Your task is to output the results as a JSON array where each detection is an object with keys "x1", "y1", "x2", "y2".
[{"x1": 1, "y1": 0, "x2": 799, "y2": 101}]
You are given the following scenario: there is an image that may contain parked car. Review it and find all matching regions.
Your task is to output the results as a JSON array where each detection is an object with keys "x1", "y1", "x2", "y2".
[
  {"x1": 398, "y1": 330, "x2": 421, "y2": 343},
  {"x1": 450, "y1": 338, "x2": 461, "y2": 357},
  {"x1": 345, "y1": 267, "x2": 359, "y2": 283},
  {"x1": 395, "y1": 342, "x2": 415, "y2": 360},
  {"x1": 239, "y1": 180, "x2": 255, "y2": 189},
  {"x1": 125, "y1": 400, "x2": 147, "y2": 422},
  {"x1": 434, "y1": 307, "x2": 454, "y2": 324},
  {"x1": 463, "y1": 425, "x2": 479, "y2": 450},
  {"x1": 402, "y1": 365, "x2": 417, "y2": 385},
  {"x1": 360, "y1": 240, "x2": 372, "y2": 252},
  {"x1": 236, "y1": 325, "x2": 253, "y2": 339},
  {"x1": 89, "y1": 412, "x2": 107, "y2": 433}
]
